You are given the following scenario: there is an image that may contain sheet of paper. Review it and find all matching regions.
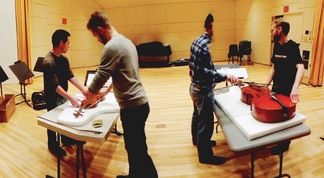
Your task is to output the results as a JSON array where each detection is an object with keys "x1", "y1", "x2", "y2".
[{"x1": 217, "y1": 68, "x2": 249, "y2": 79}]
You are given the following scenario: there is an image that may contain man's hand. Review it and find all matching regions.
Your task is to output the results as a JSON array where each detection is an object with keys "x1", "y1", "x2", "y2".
[
  {"x1": 290, "y1": 87, "x2": 299, "y2": 103},
  {"x1": 81, "y1": 89, "x2": 100, "y2": 107},
  {"x1": 226, "y1": 74, "x2": 242, "y2": 85},
  {"x1": 70, "y1": 97, "x2": 81, "y2": 108}
]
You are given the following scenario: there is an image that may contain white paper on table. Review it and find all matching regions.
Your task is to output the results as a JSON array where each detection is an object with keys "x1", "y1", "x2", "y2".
[{"x1": 217, "y1": 68, "x2": 249, "y2": 79}]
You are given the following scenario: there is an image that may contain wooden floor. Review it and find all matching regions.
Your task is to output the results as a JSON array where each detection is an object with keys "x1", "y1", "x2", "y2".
[{"x1": 1, "y1": 63, "x2": 323, "y2": 178}]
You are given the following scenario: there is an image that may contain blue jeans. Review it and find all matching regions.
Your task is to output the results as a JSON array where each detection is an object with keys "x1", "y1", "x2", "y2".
[
  {"x1": 189, "y1": 84, "x2": 215, "y2": 159},
  {"x1": 120, "y1": 102, "x2": 158, "y2": 178}
]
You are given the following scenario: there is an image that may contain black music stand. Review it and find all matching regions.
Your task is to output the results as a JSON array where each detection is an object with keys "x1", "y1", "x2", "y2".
[
  {"x1": 84, "y1": 70, "x2": 112, "y2": 87},
  {"x1": 0, "y1": 65, "x2": 9, "y2": 96},
  {"x1": 33, "y1": 57, "x2": 45, "y2": 72},
  {"x1": 9, "y1": 61, "x2": 34, "y2": 107}
]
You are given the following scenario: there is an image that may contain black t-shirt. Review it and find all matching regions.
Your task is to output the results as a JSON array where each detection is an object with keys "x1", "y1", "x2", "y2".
[
  {"x1": 43, "y1": 52, "x2": 74, "y2": 109},
  {"x1": 271, "y1": 40, "x2": 303, "y2": 96}
]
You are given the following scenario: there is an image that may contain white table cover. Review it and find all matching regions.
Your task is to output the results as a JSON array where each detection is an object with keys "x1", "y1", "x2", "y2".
[
  {"x1": 214, "y1": 86, "x2": 306, "y2": 140},
  {"x1": 57, "y1": 93, "x2": 119, "y2": 127}
]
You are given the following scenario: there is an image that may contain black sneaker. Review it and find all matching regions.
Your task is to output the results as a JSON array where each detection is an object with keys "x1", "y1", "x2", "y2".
[
  {"x1": 116, "y1": 175, "x2": 128, "y2": 178},
  {"x1": 193, "y1": 140, "x2": 217, "y2": 147},
  {"x1": 48, "y1": 146, "x2": 66, "y2": 157},
  {"x1": 199, "y1": 156, "x2": 226, "y2": 165}
]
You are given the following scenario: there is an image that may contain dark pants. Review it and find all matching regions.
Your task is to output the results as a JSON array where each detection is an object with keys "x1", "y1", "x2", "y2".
[
  {"x1": 189, "y1": 84, "x2": 215, "y2": 159},
  {"x1": 46, "y1": 97, "x2": 75, "y2": 148},
  {"x1": 120, "y1": 102, "x2": 158, "y2": 178}
]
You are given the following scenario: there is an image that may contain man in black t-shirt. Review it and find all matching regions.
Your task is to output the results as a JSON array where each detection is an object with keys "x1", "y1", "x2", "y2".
[
  {"x1": 43, "y1": 29, "x2": 86, "y2": 157},
  {"x1": 265, "y1": 18, "x2": 305, "y2": 154}
]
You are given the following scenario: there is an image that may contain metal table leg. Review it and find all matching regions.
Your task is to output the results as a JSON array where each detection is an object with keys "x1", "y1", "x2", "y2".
[
  {"x1": 81, "y1": 144, "x2": 86, "y2": 178},
  {"x1": 58, "y1": 133, "x2": 61, "y2": 178},
  {"x1": 76, "y1": 142, "x2": 87, "y2": 178},
  {"x1": 76, "y1": 144, "x2": 79, "y2": 178},
  {"x1": 112, "y1": 124, "x2": 123, "y2": 136},
  {"x1": 274, "y1": 152, "x2": 290, "y2": 178},
  {"x1": 251, "y1": 150, "x2": 255, "y2": 178},
  {"x1": 45, "y1": 133, "x2": 61, "y2": 178}
]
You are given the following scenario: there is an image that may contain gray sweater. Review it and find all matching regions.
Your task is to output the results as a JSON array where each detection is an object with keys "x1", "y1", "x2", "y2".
[{"x1": 89, "y1": 34, "x2": 148, "y2": 109}]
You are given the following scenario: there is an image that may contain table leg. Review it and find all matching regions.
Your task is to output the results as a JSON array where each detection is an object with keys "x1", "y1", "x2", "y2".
[
  {"x1": 46, "y1": 134, "x2": 61, "y2": 178},
  {"x1": 76, "y1": 144, "x2": 80, "y2": 178},
  {"x1": 274, "y1": 152, "x2": 290, "y2": 178},
  {"x1": 214, "y1": 111, "x2": 220, "y2": 133},
  {"x1": 57, "y1": 133, "x2": 61, "y2": 178},
  {"x1": 112, "y1": 124, "x2": 123, "y2": 136},
  {"x1": 81, "y1": 144, "x2": 86, "y2": 178},
  {"x1": 75, "y1": 142, "x2": 86, "y2": 178},
  {"x1": 251, "y1": 150, "x2": 255, "y2": 178}
]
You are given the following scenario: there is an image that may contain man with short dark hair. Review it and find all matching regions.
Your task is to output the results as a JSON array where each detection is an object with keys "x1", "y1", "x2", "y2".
[
  {"x1": 43, "y1": 29, "x2": 86, "y2": 157},
  {"x1": 189, "y1": 13, "x2": 241, "y2": 165}
]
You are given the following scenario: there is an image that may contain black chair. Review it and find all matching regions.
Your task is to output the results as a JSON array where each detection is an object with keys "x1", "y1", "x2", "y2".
[
  {"x1": 238, "y1": 40, "x2": 253, "y2": 65},
  {"x1": 227, "y1": 44, "x2": 239, "y2": 64}
]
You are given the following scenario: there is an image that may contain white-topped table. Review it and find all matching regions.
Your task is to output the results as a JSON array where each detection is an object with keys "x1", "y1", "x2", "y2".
[
  {"x1": 37, "y1": 100, "x2": 121, "y2": 178},
  {"x1": 214, "y1": 86, "x2": 306, "y2": 140},
  {"x1": 214, "y1": 87, "x2": 311, "y2": 178}
]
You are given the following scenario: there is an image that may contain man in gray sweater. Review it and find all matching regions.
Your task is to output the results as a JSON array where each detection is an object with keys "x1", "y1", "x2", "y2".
[{"x1": 83, "y1": 11, "x2": 158, "y2": 178}]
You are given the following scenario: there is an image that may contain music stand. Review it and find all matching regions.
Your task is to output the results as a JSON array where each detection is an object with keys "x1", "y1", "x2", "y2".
[
  {"x1": 9, "y1": 61, "x2": 34, "y2": 107},
  {"x1": 0, "y1": 65, "x2": 9, "y2": 96},
  {"x1": 33, "y1": 57, "x2": 45, "y2": 72},
  {"x1": 84, "y1": 70, "x2": 112, "y2": 87}
]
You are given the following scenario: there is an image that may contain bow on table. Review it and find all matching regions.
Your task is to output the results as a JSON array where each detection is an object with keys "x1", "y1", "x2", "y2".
[
  {"x1": 74, "y1": 84, "x2": 113, "y2": 118},
  {"x1": 73, "y1": 98, "x2": 100, "y2": 118}
]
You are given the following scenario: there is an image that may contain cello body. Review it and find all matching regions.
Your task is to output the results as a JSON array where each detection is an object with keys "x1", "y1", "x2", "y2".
[
  {"x1": 240, "y1": 85, "x2": 296, "y2": 123},
  {"x1": 241, "y1": 85, "x2": 270, "y2": 105},
  {"x1": 251, "y1": 94, "x2": 296, "y2": 123}
]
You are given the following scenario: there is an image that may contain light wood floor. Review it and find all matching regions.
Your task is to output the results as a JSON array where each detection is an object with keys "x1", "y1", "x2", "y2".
[{"x1": 1, "y1": 63, "x2": 323, "y2": 178}]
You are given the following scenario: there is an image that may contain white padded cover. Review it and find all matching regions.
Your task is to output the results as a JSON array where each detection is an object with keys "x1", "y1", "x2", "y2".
[
  {"x1": 57, "y1": 93, "x2": 119, "y2": 127},
  {"x1": 214, "y1": 86, "x2": 306, "y2": 140}
]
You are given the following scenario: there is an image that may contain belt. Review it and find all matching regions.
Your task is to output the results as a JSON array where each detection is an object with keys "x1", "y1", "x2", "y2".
[
  {"x1": 194, "y1": 86, "x2": 201, "y2": 91},
  {"x1": 192, "y1": 85, "x2": 211, "y2": 92}
]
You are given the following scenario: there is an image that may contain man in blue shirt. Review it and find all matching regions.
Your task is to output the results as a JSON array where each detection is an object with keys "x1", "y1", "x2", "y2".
[{"x1": 189, "y1": 13, "x2": 241, "y2": 165}]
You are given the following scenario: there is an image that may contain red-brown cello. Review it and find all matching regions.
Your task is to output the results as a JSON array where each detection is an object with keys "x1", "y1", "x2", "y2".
[{"x1": 240, "y1": 82, "x2": 296, "y2": 123}]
